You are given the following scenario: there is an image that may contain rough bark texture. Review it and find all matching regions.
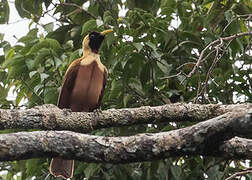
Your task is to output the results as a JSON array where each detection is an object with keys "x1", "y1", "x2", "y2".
[
  {"x1": 0, "y1": 109, "x2": 251, "y2": 162},
  {"x1": 0, "y1": 103, "x2": 250, "y2": 133}
]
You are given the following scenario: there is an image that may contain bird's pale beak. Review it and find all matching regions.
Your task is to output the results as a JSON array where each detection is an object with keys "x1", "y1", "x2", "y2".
[{"x1": 101, "y1": 29, "x2": 113, "y2": 35}]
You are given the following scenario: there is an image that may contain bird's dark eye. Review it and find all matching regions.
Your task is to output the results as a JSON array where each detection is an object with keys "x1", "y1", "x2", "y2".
[{"x1": 90, "y1": 34, "x2": 95, "y2": 39}]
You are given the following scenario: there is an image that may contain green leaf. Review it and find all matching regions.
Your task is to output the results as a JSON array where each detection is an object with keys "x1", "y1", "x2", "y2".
[
  {"x1": 14, "y1": 0, "x2": 31, "y2": 18},
  {"x1": 103, "y1": 10, "x2": 114, "y2": 24},
  {"x1": 109, "y1": 79, "x2": 123, "y2": 99},
  {"x1": 40, "y1": 73, "x2": 49, "y2": 82},
  {"x1": 3, "y1": 54, "x2": 23, "y2": 68},
  {"x1": 54, "y1": 57, "x2": 62, "y2": 69},
  {"x1": 44, "y1": 0, "x2": 52, "y2": 8},
  {"x1": 0, "y1": 0, "x2": 9, "y2": 24},
  {"x1": 70, "y1": 49, "x2": 82, "y2": 62},
  {"x1": 34, "y1": 48, "x2": 51, "y2": 66},
  {"x1": 15, "y1": 0, "x2": 42, "y2": 20},
  {"x1": 161, "y1": 0, "x2": 176, "y2": 16},
  {"x1": 156, "y1": 60, "x2": 172, "y2": 75},
  {"x1": 46, "y1": 25, "x2": 73, "y2": 44},
  {"x1": 146, "y1": 41, "x2": 157, "y2": 51},
  {"x1": 105, "y1": 32, "x2": 116, "y2": 47},
  {"x1": 123, "y1": 94, "x2": 132, "y2": 107},
  {"x1": 123, "y1": 52, "x2": 145, "y2": 80},
  {"x1": 63, "y1": 40, "x2": 74, "y2": 50},
  {"x1": 233, "y1": 2, "x2": 252, "y2": 15},
  {"x1": 18, "y1": 30, "x2": 39, "y2": 45},
  {"x1": 4, "y1": 48, "x2": 14, "y2": 60},
  {"x1": 28, "y1": 38, "x2": 62, "y2": 55},
  {"x1": 170, "y1": 165, "x2": 182, "y2": 180},
  {"x1": 84, "y1": 163, "x2": 101, "y2": 178},
  {"x1": 25, "y1": 159, "x2": 44, "y2": 177},
  {"x1": 133, "y1": 42, "x2": 143, "y2": 52},
  {"x1": 29, "y1": 71, "x2": 37, "y2": 78},
  {"x1": 44, "y1": 87, "x2": 58, "y2": 104},
  {"x1": 7, "y1": 171, "x2": 12, "y2": 180},
  {"x1": 43, "y1": 22, "x2": 54, "y2": 33},
  {"x1": 8, "y1": 64, "x2": 28, "y2": 79},
  {"x1": 202, "y1": 0, "x2": 215, "y2": 6},
  {"x1": 0, "y1": 55, "x2": 4, "y2": 65},
  {"x1": 140, "y1": 62, "x2": 151, "y2": 85},
  {"x1": 128, "y1": 78, "x2": 144, "y2": 96},
  {"x1": 81, "y1": 19, "x2": 97, "y2": 35},
  {"x1": 0, "y1": 33, "x2": 4, "y2": 41},
  {"x1": 25, "y1": 58, "x2": 35, "y2": 70}
]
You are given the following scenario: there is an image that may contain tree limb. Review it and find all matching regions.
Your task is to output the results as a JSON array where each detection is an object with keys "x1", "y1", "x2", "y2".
[
  {"x1": 0, "y1": 103, "x2": 250, "y2": 133},
  {"x1": 0, "y1": 109, "x2": 251, "y2": 162}
]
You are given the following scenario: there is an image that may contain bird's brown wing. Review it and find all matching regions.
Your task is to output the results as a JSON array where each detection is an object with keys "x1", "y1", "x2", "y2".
[
  {"x1": 95, "y1": 67, "x2": 108, "y2": 109},
  {"x1": 57, "y1": 61, "x2": 80, "y2": 109}
]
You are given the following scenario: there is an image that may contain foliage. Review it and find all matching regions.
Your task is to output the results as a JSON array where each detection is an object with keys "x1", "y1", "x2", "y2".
[{"x1": 0, "y1": 0, "x2": 251, "y2": 179}]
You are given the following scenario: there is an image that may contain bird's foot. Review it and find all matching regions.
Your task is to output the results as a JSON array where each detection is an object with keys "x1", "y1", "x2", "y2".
[
  {"x1": 94, "y1": 108, "x2": 102, "y2": 113},
  {"x1": 93, "y1": 108, "x2": 103, "y2": 118},
  {"x1": 63, "y1": 108, "x2": 72, "y2": 116}
]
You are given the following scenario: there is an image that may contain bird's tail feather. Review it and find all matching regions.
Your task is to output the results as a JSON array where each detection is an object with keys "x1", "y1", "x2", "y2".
[{"x1": 49, "y1": 157, "x2": 74, "y2": 179}]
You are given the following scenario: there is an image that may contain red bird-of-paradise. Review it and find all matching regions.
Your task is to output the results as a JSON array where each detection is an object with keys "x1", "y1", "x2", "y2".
[{"x1": 49, "y1": 29, "x2": 113, "y2": 179}]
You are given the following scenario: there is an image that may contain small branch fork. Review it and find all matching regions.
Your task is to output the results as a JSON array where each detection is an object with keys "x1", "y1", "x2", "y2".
[
  {"x1": 59, "y1": 2, "x2": 97, "y2": 20},
  {"x1": 187, "y1": 31, "x2": 252, "y2": 79},
  {"x1": 225, "y1": 167, "x2": 252, "y2": 180},
  {"x1": 177, "y1": 31, "x2": 252, "y2": 103}
]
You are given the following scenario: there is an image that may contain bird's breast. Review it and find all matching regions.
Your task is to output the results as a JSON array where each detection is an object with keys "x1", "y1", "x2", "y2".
[{"x1": 70, "y1": 60, "x2": 105, "y2": 112}]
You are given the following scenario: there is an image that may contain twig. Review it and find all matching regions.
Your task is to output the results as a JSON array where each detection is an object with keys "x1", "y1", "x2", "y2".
[
  {"x1": 59, "y1": 2, "x2": 97, "y2": 19},
  {"x1": 201, "y1": 46, "x2": 221, "y2": 103},
  {"x1": 160, "y1": 72, "x2": 182, "y2": 80},
  {"x1": 226, "y1": 167, "x2": 252, "y2": 180},
  {"x1": 6, "y1": 19, "x2": 29, "y2": 25},
  {"x1": 20, "y1": 77, "x2": 43, "y2": 105},
  {"x1": 237, "y1": 14, "x2": 252, "y2": 20},
  {"x1": 187, "y1": 31, "x2": 252, "y2": 78},
  {"x1": 176, "y1": 62, "x2": 196, "y2": 70},
  {"x1": 193, "y1": 69, "x2": 202, "y2": 103},
  {"x1": 201, "y1": 49, "x2": 216, "y2": 63},
  {"x1": 197, "y1": 38, "x2": 233, "y2": 102}
]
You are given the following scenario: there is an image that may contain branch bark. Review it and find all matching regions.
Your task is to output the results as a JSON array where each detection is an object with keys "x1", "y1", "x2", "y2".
[
  {"x1": 0, "y1": 103, "x2": 250, "y2": 133},
  {"x1": 0, "y1": 109, "x2": 251, "y2": 162}
]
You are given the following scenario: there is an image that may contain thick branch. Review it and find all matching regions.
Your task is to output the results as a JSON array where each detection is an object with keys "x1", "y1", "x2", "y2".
[
  {"x1": 0, "y1": 103, "x2": 250, "y2": 133},
  {"x1": 0, "y1": 110, "x2": 251, "y2": 162}
]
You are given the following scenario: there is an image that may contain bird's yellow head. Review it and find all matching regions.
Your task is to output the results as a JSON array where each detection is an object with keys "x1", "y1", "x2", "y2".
[{"x1": 82, "y1": 29, "x2": 113, "y2": 54}]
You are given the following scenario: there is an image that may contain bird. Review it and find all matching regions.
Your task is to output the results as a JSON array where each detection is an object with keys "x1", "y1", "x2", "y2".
[{"x1": 49, "y1": 29, "x2": 113, "y2": 179}]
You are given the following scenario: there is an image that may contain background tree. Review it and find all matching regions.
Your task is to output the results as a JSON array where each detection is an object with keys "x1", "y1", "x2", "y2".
[{"x1": 0, "y1": 0, "x2": 251, "y2": 179}]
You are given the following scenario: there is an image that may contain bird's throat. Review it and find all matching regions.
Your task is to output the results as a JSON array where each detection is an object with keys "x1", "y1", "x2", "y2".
[{"x1": 80, "y1": 52, "x2": 105, "y2": 73}]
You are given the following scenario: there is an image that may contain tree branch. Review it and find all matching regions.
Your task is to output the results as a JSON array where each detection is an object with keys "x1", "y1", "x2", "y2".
[
  {"x1": 0, "y1": 103, "x2": 250, "y2": 133},
  {"x1": 187, "y1": 31, "x2": 252, "y2": 78},
  {"x1": 0, "y1": 109, "x2": 251, "y2": 162},
  {"x1": 225, "y1": 167, "x2": 252, "y2": 180},
  {"x1": 59, "y1": 2, "x2": 97, "y2": 19}
]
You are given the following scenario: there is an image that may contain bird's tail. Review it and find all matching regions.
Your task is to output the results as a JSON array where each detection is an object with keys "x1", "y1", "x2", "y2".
[{"x1": 49, "y1": 157, "x2": 74, "y2": 179}]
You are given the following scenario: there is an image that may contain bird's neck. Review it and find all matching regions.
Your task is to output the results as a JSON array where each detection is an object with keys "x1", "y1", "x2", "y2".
[
  {"x1": 80, "y1": 49, "x2": 102, "y2": 67},
  {"x1": 82, "y1": 48, "x2": 99, "y2": 57}
]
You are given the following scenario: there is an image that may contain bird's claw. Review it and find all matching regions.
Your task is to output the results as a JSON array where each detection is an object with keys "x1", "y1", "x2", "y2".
[
  {"x1": 63, "y1": 108, "x2": 72, "y2": 116},
  {"x1": 92, "y1": 108, "x2": 103, "y2": 119}
]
